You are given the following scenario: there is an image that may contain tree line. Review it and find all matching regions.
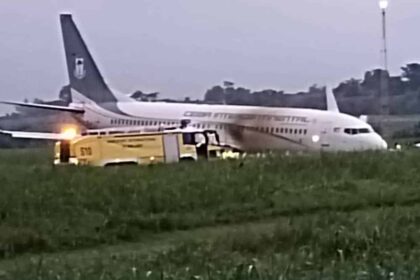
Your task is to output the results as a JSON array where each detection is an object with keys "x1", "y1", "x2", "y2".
[{"x1": 203, "y1": 63, "x2": 420, "y2": 116}]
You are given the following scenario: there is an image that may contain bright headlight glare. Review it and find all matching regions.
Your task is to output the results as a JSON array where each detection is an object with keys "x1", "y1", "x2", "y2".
[
  {"x1": 61, "y1": 127, "x2": 78, "y2": 140},
  {"x1": 69, "y1": 158, "x2": 79, "y2": 165},
  {"x1": 312, "y1": 135, "x2": 320, "y2": 143}
]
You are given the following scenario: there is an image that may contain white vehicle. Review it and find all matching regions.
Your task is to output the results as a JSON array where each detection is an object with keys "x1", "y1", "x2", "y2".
[{"x1": 1, "y1": 14, "x2": 387, "y2": 152}]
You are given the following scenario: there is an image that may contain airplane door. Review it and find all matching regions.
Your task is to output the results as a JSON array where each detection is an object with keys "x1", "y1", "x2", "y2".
[
  {"x1": 320, "y1": 128, "x2": 331, "y2": 151},
  {"x1": 163, "y1": 134, "x2": 180, "y2": 163}
]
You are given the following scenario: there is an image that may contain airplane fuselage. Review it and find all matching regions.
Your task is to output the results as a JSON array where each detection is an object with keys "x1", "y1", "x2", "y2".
[{"x1": 73, "y1": 92, "x2": 387, "y2": 152}]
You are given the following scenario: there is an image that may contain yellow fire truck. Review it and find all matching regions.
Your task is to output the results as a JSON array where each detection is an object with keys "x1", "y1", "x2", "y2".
[{"x1": 54, "y1": 128, "x2": 240, "y2": 167}]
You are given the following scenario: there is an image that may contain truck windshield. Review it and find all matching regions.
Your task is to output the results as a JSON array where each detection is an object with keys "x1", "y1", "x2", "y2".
[
  {"x1": 195, "y1": 133, "x2": 206, "y2": 145},
  {"x1": 206, "y1": 132, "x2": 219, "y2": 145},
  {"x1": 182, "y1": 133, "x2": 195, "y2": 145}
]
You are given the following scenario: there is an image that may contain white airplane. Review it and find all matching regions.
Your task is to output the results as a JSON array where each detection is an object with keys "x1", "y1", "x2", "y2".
[{"x1": 1, "y1": 14, "x2": 387, "y2": 152}]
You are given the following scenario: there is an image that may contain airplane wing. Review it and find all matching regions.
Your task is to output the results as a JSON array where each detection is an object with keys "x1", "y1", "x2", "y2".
[
  {"x1": 0, "y1": 101, "x2": 85, "y2": 114},
  {"x1": 326, "y1": 88, "x2": 339, "y2": 113},
  {"x1": 0, "y1": 130, "x2": 74, "y2": 140}
]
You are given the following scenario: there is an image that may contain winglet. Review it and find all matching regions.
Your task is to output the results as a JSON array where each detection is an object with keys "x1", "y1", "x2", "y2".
[
  {"x1": 326, "y1": 87, "x2": 339, "y2": 113},
  {"x1": 359, "y1": 115, "x2": 368, "y2": 123}
]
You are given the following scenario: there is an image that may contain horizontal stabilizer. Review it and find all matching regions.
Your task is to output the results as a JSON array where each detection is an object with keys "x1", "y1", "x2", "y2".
[
  {"x1": 0, "y1": 101, "x2": 84, "y2": 114},
  {"x1": 0, "y1": 130, "x2": 73, "y2": 140}
]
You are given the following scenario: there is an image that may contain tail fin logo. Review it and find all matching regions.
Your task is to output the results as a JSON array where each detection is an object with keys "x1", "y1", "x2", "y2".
[{"x1": 73, "y1": 57, "x2": 86, "y2": 80}]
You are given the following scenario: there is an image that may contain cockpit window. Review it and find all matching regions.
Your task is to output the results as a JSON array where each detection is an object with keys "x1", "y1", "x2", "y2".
[
  {"x1": 344, "y1": 128, "x2": 355, "y2": 135},
  {"x1": 344, "y1": 128, "x2": 372, "y2": 135},
  {"x1": 358, "y1": 128, "x2": 370, "y2": 134}
]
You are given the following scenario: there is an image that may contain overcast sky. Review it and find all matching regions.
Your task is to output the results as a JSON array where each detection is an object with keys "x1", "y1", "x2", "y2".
[{"x1": 0, "y1": 0, "x2": 419, "y2": 112}]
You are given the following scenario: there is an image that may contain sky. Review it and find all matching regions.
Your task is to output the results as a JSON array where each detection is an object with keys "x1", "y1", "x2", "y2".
[{"x1": 0, "y1": 0, "x2": 420, "y2": 113}]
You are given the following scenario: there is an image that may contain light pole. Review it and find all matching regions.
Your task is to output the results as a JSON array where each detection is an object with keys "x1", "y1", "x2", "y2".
[
  {"x1": 378, "y1": 0, "x2": 390, "y2": 117},
  {"x1": 379, "y1": 0, "x2": 389, "y2": 70}
]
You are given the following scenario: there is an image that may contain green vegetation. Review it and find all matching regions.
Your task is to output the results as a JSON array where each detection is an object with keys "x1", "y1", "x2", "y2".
[
  {"x1": 1, "y1": 148, "x2": 420, "y2": 278},
  {"x1": 203, "y1": 63, "x2": 420, "y2": 116}
]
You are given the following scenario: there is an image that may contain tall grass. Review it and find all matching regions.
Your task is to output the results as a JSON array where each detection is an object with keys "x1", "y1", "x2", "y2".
[
  {"x1": 0, "y1": 148, "x2": 419, "y2": 260},
  {"x1": 4, "y1": 206, "x2": 420, "y2": 279}
]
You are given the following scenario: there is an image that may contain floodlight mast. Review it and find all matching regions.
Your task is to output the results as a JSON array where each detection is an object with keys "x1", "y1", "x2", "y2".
[
  {"x1": 378, "y1": 0, "x2": 390, "y2": 116},
  {"x1": 379, "y1": 0, "x2": 389, "y2": 70}
]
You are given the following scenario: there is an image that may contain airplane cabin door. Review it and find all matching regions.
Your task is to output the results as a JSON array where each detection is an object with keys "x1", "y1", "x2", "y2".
[{"x1": 320, "y1": 126, "x2": 332, "y2": 151}]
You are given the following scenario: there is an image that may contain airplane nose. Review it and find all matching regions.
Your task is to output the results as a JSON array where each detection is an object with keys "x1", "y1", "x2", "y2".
[
  {"x1": 372, "y1": 134, "x2": 387, "y2": 150},
  {"x1": 381, "y1": 139, "x2": 388, "y2": 150}
]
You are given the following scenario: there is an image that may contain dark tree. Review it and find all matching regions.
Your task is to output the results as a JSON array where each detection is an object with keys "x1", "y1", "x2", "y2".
[
  {"x1": 204, "y1": 86, "x2": 225, "y2": 104},
  {"x1": 401, "y1": 63, "x2": 420, "y2": 90}
]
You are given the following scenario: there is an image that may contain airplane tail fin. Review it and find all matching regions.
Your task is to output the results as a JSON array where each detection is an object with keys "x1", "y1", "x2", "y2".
[{"x1": 60, "y1": 14, "x2": 124, "y2": 104}]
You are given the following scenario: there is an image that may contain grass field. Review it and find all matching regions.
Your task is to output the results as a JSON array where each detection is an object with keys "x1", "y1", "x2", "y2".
[{"x1": 1, "y1": 148, "x2": 420, "y2": 279}]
